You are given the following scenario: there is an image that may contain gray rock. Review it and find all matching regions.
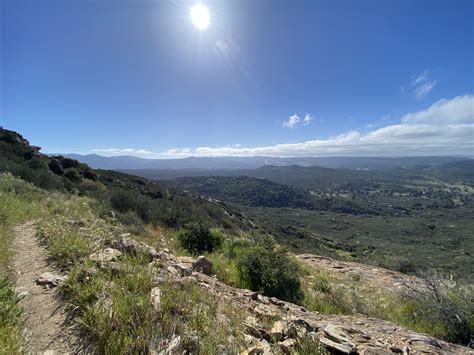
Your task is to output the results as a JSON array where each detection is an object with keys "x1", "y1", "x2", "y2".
[
  {"x1": 174, "y1": 263, "x2": 192, "y2": 277},
  {"x1": 279, "y1": 338, "x2": 296, "y2": 354},
  {"x1": 192, "y1": 255, "x2": 213, "y2": 275},
  {"x1": 270, "y1": 321, "x2": 285, "y2": 341},
  {"x1": 150, "y1": 287, "x2": 162, "y2": 311},
  {"x1": 112, "y1": 235, "x2": 158, "y2": 261},
  {"x1": 89, "y1": 248, "x2": 122, "y2": 263},
  {"x1": 35, "y1": 272, "x2": 65, "y2": 288}
]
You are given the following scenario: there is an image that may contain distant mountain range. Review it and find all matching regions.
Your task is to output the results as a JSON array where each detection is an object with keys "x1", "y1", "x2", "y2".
[{"x1": 57, "y1": 153, "x2": 473, "y2": 171}]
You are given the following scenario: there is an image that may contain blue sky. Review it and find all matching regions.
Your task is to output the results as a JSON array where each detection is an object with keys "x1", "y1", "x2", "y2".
[{"x1": 1, "y1": 0, "x2": 473, "y2": 157}]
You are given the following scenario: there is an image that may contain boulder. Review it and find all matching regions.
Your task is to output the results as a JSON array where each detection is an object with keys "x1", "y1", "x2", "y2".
[
  {"x1": 192, "y1": 255, "x2": 213, "y2": 275},
  {"x1": 35, "y1": 272, "x2": 65, "y2": 288}
]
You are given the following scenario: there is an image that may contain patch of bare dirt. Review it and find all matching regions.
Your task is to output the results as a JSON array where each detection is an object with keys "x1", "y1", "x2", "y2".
[{"x1": 12, "y1": 222, "x2": 81, "y2": 354}]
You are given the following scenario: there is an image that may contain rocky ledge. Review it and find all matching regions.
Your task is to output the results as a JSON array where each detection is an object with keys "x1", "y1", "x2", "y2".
[{"x1": 88, "y1": 236, "x2": 472, "y2": 354}]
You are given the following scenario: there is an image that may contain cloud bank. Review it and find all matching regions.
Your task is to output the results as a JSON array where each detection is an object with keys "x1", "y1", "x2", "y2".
[
  {"x1": 162, "y1": 95, "x2": 474, "y2": 157},
  {"x1": 92, "y1": 148, "x2": 153, "y2": 155},
  {"x1": 91, "y1": 95, "x2": 473, "y2": 158}
]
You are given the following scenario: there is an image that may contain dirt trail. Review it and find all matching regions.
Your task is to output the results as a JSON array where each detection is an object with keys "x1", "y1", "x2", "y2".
[{"x1": 12, "y1": 222, "x2": 80, "y2": 354}]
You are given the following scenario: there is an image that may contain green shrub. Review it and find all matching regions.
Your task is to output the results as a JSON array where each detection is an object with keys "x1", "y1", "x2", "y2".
[
  {"x1": 177, "y1": 222, "x2": 223, "y2": 254},
  {"x1": 237, "y1": 235, "x2": 303, "y2": 303},
  {"x1": 64, "y1": 169, "x2": 82, "y2": 183}
]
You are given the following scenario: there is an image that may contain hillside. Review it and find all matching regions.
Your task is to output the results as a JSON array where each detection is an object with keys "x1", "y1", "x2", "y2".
[
  {"x1": 1, "y1": 128, "x2": 473, "y2": 353},
  {"x1": 0, "y1": 128, "x2": 251, "y2": 231},
  {"x1": 161, "y1": 165, "x2": 474, "y2": 282}
]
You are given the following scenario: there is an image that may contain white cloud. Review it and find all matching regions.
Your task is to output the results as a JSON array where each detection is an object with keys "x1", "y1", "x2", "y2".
[
  {"x1": 162, "y1": 95, "x2": 474, "y2": 157},
  {"x1": 402, "y1": 95, "x2": 474, "y2": 124},
  {"x1": 303, "y1": 114, "x2": 314, "y2": 125},
  {"x1": 161, "y1": 124, "x2": 474, "y2": 157},
  {"x1": 92, "y1": 148, "x2": 154, "y2": 155},
  {"x1": 410, "y1": 70, "x2": 437, "y2": 99},
  {"x1": 283, "y1": 113, "x2": 315, "y2": 128},
  {"x1": 283, "y1": 114, "x2": 300, "y2": 128}
]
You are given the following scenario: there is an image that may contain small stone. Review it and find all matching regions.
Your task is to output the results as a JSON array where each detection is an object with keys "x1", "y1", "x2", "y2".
[
  {"x1": 241, "y1": 345, "x2": 265, "y2": 355},
  {"x1": 249, "y1": 291, "x2": 259, "y2": 300},
  {"x1": 150, "y1": 287, "x2": 161, "y2": 311},
  {"x1": 35, "y1": 272, "x2": 65, "y2": 288},
  {"x1": 174, "y1": 263, "x2": 192, "y2": 277},
  {"x1": 285, "y1": 324, "x2": 298, "y2": 339},
  {"x1": 244, "y1": 334, "x2": 254, "y2": 346},
  {"x1": 319, "y1": 336, "x2": 355, "y2": 354},
  {"x1": 244, "y1": 323, "x2": 263, "y2": 339},
  {"x1": 270, "y1": 321, "x2": 285, "y2": 341},
  {"x1": 167, "y1": 266, "x2": 179, "y2": 276},
  {"x1": 89, "y1": 248, "x2": 122, "y2": 263},
  {"x1": 279, "y1": 338, "x2": 296, "y2": 354},
  {"x1": 161, "y1": 336, "x2": 181, "y2": 353}
]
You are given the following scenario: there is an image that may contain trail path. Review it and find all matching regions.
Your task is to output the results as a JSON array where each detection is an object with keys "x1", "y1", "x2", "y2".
[{"x1": 12, "y1": 222, "x2": 80, "y2": 354}]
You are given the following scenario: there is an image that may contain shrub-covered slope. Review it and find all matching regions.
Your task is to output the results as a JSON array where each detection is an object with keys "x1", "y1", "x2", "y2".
[{"x1": 0, "y1": 128, "x2": 249, "y2": 231}]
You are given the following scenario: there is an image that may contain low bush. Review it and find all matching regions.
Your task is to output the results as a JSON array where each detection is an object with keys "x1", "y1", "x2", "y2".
[
  {"x1": 237, "y1": 235, "x2": 303, "y2": 303},
  {"x1": 404, "y1": 272, "x2": 474, "y2": 345},
  {"x1": 177, "y1": 222, "x2": 223, "y2": 254}
]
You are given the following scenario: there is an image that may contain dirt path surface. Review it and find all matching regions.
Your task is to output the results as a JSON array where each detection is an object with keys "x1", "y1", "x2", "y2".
[{"x1": 12, "y1": 222, "x2": 80, "y2": 354}]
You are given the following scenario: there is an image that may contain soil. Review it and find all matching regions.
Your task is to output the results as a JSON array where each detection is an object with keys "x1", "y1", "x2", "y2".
[{"x1": 12, "y1": 222, "x2": 81, "y2": 354}]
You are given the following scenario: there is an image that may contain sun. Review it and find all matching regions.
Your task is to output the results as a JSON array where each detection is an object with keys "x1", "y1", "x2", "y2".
[{"x1": 190, "y1": 4, "x2": 209, "y2": 30}]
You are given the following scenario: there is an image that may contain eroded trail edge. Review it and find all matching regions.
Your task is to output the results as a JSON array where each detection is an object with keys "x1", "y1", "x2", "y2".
[{"x1": 12, "y1": 222, "x2": 79, "y2": 354}]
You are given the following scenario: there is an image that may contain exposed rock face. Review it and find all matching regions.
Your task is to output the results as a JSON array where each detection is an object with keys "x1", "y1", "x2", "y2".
[
  {"x1": 297, "y1": 254, "x2": 425, "y2": 292},
  {"x1": 192, "y1": 255, "x2": 213, "y2": 275},
  {"x1": 146, "y1": 252, "x2": 472, "y2": 355}
]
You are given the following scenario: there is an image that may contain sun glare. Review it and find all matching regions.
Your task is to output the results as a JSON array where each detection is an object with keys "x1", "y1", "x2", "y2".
[{"x1": 190, "y1": 4, "x2": 209, "y2": 30}]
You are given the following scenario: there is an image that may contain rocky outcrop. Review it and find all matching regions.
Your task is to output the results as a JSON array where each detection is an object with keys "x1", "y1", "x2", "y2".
[
  {"x1": 297, "y1": 254, "x2": 425, "y2": 292},
  {"x1": 111, "y1": 234, "x2": 158, "y2": 261},
  {"x1": 147, "y1": 247, "x2": 472, "y2": 354}
]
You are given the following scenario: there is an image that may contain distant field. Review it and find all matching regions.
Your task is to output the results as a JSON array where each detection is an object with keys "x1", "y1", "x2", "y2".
[{"x1": 161, "y1": 165, "x2": 474, "y2": 282}]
